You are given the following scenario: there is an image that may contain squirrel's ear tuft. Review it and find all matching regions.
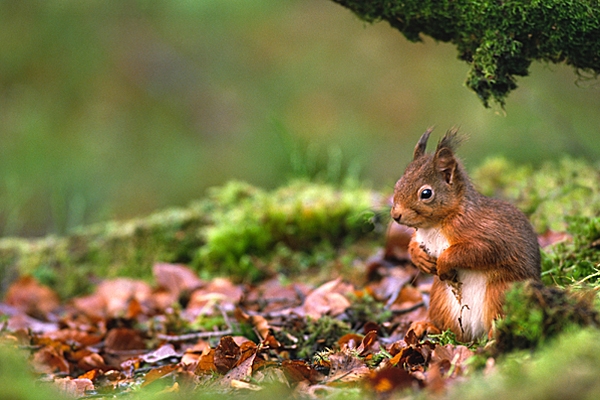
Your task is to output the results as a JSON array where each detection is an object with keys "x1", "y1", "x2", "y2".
[
  {"x1": 413, "y1": 127, "x2": 434, "y2": 160},
  {"x1": 434, "y1": 147, "x2": 457, "y2": 185},
  {"x1": 437, "y1": 128, "x2": 462, "y2": 152}
]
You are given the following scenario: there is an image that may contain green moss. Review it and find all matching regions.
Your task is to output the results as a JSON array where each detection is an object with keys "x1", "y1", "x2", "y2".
[
  {"x1": 448, "y1": 328, "x2": 600, "y2": 400},
  {"x1": 0, "y1": 181, "x2": 380, "y2": 298},
  {"x1": 194, "y1": 181, "x2": 379, "y2": 281},
  {"x1": 344, "y1": 293, "x2": 392, "y2": 327},
  {"x1": 473, "y1": 157, "x2": 600, "y2": 233},
  {"x1": 331, "y1": 0, "x2": 600, "y2": 106},
  {"x1": 0, "y1": 343, "x2": 63, "y2": 400},
  {"x1": 542, "y1": 216, "x2": 600, "y2": 286},
  {"x1": 493, "y1": 280, "x2": 599, "y2": 353},
  {"x1": 273, "y1": 316, "x2": 353, "y2": 360}
]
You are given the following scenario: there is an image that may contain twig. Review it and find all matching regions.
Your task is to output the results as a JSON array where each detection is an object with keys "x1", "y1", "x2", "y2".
[
  {"x1": 390, "y1": 302, "x2": 425, "y2": 315},
  {"x1": 156, "y1": 329, "x2": 233, "y2": 342}
]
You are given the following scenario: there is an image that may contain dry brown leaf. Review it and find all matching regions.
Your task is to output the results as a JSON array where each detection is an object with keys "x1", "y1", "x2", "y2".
[
  {"x1": 77, "y1": 353, "x2": 109, "y2": 372},
  {"x1": 31, "y1": 346, "x2": 70, "y2": 375},
  {"x1": 43, "y1": 329, "x2": 102, "y2": 347},
  {"x1": 218, "y1": 352, "x2": 257, "y2": 387},
  {"x1": 104, "y1": 328, "x2": 146, "y2": 352},
  {"x1": 195, "y1": 348, "x2": 216, "y2": 375},
  {"x1": 187, "y1": 278, "x2": 243, "y2": 312},
  {"x1": 153, "y1": 263, "x2": 203, "y2": 306},
  {"x1": 214, "y1": 336, "x2": 241, "y2": 374},
  {"x1": 98, "y1": 279, "x2": 153, "y2": 318},
  {"x1": 538, "y1": 230, "x2": 571, "y2": 248},
  {"x1": 323, "y1": 350, "x2": 370, "y2": 383},
  {"x1": 181, "y1": 340, "x2": 212, "y2": 366},
  {"x1": 4, "y1": 276, "x2": 60, "y2": 318},
  {"x1": 141, "y1": 364, "x2": 180, "y2": 387},
  {"x1": 430, "y1": 344, "x2": 474, "y2": 376},
  {"x1": 356, "y1": 330, "x2": 379, "y2": 357},
  {"x1": 282, "y1": 360, "x2": 322, "y2": 384},
  {"x1": 242, "y1": 278, "x2": 310, "y2": 313},
  {"x1": 142, "y1": 344, "x2": 181, "y2": 364},
  {"x1": 300, "y1": 278, "x2": 352, "y2": 319},
  {"x1": 5, "y1": 312, "x2": 59, "y2": 333},
  {"x1": 337, "y1": 333, "x2": 364, "y2": 350},
  {"x1": 367, "y1": 367, "x2": 418, "y2": 394},
  {"x1": 54, "y1": 377, "x2": 94, "y2": 397}
]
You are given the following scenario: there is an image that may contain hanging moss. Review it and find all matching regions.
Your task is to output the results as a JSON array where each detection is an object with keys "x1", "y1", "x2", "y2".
[{"x1": 331, "y1": 0, "x2": 600, "y2": 106}]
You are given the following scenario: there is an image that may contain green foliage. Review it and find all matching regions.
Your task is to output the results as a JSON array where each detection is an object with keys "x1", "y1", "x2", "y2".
[
  {"x1": 448, "y1": 328, "x2": 600, "y2": 400},
  {"x1": 429, "y1": 329, "x2": 483, "y2": 349},
  {"x1": 274, "y1": 316, "x2": 352, "y2": 360},
  {"x1": 542, "y1": 216, "x2": 600, "y2": 286},
  {"x1": 344, "y1": 293, "x2": 392, "y2": 329},
  {"x1": 473, "y1": 157, "x2": 600, "y2": 233},
  {"x1": 493, "y1": 280, "x2": 599, "y2": 353},
  {"x1": 194, "y1": 181, "x2": 378, "y2": 282},
  {"x1": 332, "y1": 0, "x2": 600, "y2": 106},
  {"x1": 0, "y1": 344, "x2": 63, "y2": 400},
  {"x1": 0, "y1": 181, "x2": 380, "y2": 297}
]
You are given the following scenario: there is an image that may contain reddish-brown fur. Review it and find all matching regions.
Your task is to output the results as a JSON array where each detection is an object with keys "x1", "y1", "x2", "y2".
[{"x1": 391, "y1": 128, "x2": 541, "y2": 341}]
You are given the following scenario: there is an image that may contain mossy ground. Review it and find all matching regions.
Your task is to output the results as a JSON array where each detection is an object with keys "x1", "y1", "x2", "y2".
[
  {"x1": 2, "y1": 158, "x2": 600, "y2": 398},
  {"x1": 0, "y1": 180, "x2": 383, "y2": 298}
]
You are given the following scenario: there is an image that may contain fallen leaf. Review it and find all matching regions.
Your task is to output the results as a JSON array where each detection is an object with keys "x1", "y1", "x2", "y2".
[
  {"x1": 77, "y1": 353, "x2": 109, "y2": 372},
  {"x1": 356, "y1": 330, "x2": 379, "y2": 357},
  {"x1": 323, "y1": 350, "x2": 370, "y2": 383},
  {"x1": 104, "y1": 328, "x2": 146, "y2": 352},
  {"x1": 98, "y1": 279, "x2": 153, "y2": 318},
  {"x1": 538, "y1": 230, "x2": 571, "y2": 248},
  {"x1": 282, "y1": 360, "x2": 322, "y2": 384},
  {"x1": 337, "y1": 333, "x2": 364, "y2": 350},
  {"x1": 300, "y1": 278, "x2": 352, "y2": 319},
  {"x1": 43, "y1": 329, "x2": 102, "y2": 347},
  {"x1": 153, "y1": 263, "x2": 203, "y2": 298},
  {"x1": 31, "y1": 346, "x2": 70, "y2": 375},
  {"x1": 214, "y1": 336, "x2": 241, "y2": 374},
  {"x1": 195, "y1": 348, "x2": 216, "y2": 375},
  {"x1": 218, "y1": 352, "x2": 257, "y2": 387},
  {"x1": 430, "y1": 344, "x2": 474, "y2": 376},
  {"x1": 142, "y1": 344, "x2": 181, "y2": 364},
  {"x1": 367, "y1": 367, "x2": 417, "y2": 394},
  {"x1": 187, "y1": 278, "x2": 243, "y2": 313},
  {"x1": 142, "y1": 364, "x2": 179, "y2": 387},
  {"x1": 4, "y1": 276, "x2": 60, "y2": 318},
  {"x1": 54, "y1": 377, "x2": 94, "y2": 397}
]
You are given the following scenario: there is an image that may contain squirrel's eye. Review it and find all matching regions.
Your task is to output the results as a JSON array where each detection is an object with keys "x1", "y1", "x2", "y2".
[{"x1": 418, "y1": 186, "x2": 434, "y2": 202}]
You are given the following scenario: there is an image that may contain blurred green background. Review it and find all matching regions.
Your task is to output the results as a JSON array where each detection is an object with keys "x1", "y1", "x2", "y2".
[{"x1": 1, "y1": 0, "x2": 599, "y2": 237}]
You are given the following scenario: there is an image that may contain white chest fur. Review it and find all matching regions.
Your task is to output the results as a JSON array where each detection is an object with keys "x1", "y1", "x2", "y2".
[
  {"x1": 415, "y1": 227, "x2": 449, "y2": 258},
  {"x1": 415, "y1": 227, "x2": 487, "y2": 340}
]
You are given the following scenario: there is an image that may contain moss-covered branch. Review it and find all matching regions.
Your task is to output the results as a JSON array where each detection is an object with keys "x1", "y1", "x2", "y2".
[{"x1": 331, "y1": 0, "x2": 600, "y2": 106}]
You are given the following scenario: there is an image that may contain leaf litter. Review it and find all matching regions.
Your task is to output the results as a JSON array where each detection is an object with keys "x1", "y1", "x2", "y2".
[{"x1": 0, "y1": 224, "x2": 513, "y2": 398}]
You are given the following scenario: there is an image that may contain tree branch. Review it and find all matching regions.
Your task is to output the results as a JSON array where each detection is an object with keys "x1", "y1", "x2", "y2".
[{"x1": 331, "y1": 0, "x2": 600, "y2": 107}]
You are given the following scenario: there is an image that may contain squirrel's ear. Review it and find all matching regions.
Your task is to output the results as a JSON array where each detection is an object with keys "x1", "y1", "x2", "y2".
[
  {"x1": 413, "y1": 127, "x2": 434, "y2": 160},
  {"x1": 434, "y1": 147, "x2": 457, "y2": 184}
]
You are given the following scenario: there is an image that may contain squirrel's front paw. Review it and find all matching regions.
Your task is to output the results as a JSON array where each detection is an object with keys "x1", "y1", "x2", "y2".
[{"x1": 409, "y1": 241, "x2": 438, "y2": 274}]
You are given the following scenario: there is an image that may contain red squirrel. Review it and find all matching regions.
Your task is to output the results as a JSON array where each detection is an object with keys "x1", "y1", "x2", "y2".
[{"x1": 391, "y1": 128, "x2": 541, "y2": 341}]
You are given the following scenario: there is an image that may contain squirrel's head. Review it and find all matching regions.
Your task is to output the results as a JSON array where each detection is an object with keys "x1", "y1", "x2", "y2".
[{"x1": 391, "y1": 128, "x2": 468, "y2": 229}]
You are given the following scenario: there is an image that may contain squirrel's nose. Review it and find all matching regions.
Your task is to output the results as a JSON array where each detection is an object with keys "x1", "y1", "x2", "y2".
[{"x1": 390, "y1": 206, "x2": 402, "y2": 223}]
